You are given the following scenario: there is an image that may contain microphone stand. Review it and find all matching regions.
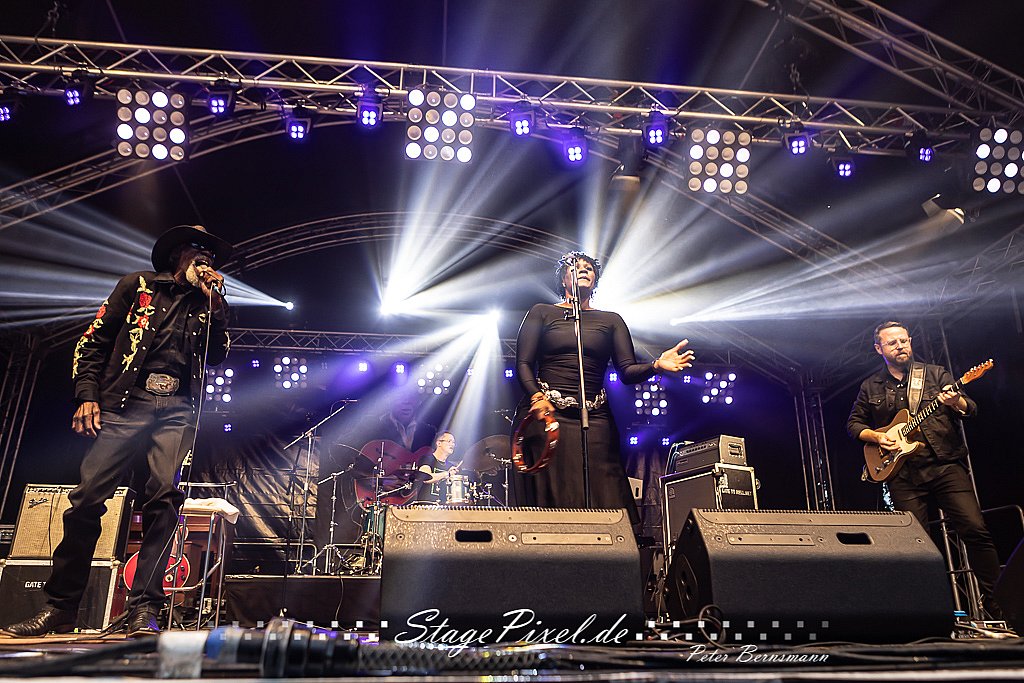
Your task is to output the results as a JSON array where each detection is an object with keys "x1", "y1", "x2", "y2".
[
  {"x1": 283, "y1": 400, "x2": 356, "y2": 575},
  {"x1": 564, "y1": 266, "x2": 592, "y2": 508}
]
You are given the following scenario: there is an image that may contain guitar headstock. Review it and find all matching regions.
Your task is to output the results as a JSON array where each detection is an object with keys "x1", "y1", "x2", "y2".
[{"x1": 960, "y1": 359, "x2": 994, "y2": 385}]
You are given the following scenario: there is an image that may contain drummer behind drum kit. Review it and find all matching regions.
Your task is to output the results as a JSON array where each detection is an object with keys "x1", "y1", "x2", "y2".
[{"x1": 310, "y1": 435, "x2": 514, "y2": 575}]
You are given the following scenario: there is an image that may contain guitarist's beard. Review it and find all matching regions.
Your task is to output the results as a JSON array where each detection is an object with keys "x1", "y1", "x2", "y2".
[{"x1": 890, "y1": 352, "x2": 914, "y2": 373}]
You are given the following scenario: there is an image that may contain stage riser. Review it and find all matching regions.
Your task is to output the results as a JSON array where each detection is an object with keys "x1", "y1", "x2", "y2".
[{"x1": 224, "y1": 575, "x2": 380, "y2": 628}]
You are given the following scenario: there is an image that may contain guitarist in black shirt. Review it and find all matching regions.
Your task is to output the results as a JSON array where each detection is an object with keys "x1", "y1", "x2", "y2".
[{"x1": 847, "y1": 321, "x2": 1002, "y2": 619}]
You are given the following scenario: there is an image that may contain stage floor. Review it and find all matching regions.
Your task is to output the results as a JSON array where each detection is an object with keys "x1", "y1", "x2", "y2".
[{"x1": 0, "y1": 625, "x2": 1020, "y2": 681}]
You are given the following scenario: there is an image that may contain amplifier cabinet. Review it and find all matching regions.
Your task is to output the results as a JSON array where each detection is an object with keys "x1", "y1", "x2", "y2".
[
  {"x1": 661, "y1": 464, "x2": 758, "y2": 566},
  {"x1": 0, "y1": 559, "x2": 126, "y2": 630},
  {"x1": 10, "y1": 485, "x2": 133, "y2": 561},
  {"x1": 667, "y1": 435, "x2": 747, "y2": 475}
]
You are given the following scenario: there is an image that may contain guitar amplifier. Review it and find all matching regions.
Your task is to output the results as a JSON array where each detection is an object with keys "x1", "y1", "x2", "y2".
[
  {"x1": 661, "y1": 464, "x2": 758, "y2": 567},
  {"x1": 0, "y1": 558, "x2": 126, "y2": 630},
  {"x1": 10, "y1": 485, "x2": 133, "y2": 561},
  {"x1": 667, "y1": 435, "x2": 746, "y2": 475}
]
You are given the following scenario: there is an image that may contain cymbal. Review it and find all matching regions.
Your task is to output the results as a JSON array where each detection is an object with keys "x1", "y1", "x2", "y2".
[
  {"x1": 460, "y1": 435, "x2": 512, "y2": 475},
  {"x1": 394, "y1": 466, "x2": 431, "y2": 482}
]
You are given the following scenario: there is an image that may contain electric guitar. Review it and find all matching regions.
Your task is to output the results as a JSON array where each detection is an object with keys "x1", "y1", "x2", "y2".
[{"x1": 862, "y1": 359, "x2": 993, "y2": 483}]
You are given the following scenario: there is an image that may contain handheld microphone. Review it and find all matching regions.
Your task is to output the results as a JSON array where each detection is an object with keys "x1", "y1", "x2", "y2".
[{"x1": 193, "y1": 256, "x2": 225, "y2": 294}]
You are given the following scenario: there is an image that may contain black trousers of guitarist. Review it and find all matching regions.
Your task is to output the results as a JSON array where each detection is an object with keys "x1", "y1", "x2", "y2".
[{"x1": 848, "y1": 345, "x2": 1002, "y2": 618}]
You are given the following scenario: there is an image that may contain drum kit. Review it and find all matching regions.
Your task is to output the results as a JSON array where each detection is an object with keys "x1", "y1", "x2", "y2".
[{"x1": 307, "y1": 435, "x2": 513, "y2": 575}]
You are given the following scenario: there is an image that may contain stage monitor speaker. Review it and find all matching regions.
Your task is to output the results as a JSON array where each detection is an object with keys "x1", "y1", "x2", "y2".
[
  {"x1": 10, "y1": 485, "x2": 133, "y2": 561},
  {"x1": 0, "y1": 559, "x2": 125, "y2": 630},
  {"x1": 381, "y1": 506, "x2": 643, "y2": 645},
  {"x1": 665, "y1": 509, "x2": 954, "y2": 643},
  {"x1": 994, "y1": 536, "x2": 1024, "y2": 633}
]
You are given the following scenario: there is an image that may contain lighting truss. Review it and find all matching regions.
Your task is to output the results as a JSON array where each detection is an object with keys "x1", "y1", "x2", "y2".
[
  {"x1": 0, "y1": 34, "x2": 992, "y2": 162},
  {"x1": 747, "y1": 0, "x2": 1024, "y2": 118}
]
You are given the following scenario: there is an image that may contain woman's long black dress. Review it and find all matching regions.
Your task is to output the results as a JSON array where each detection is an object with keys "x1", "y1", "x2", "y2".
[{"x1": 512, "y1": 303, "x2": 657, "y2": 522}]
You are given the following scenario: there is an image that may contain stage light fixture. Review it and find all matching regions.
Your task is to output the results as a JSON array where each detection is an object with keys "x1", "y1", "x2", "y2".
[
  {"x1": 358, "y1": 360, "x2": 369, "y2": 372},
  {"x1": 971, "y1": 126, "x2": 1024, "y2": 195},
  {"x1": 64, "y1": 71, "x2": 95, "y2": 107},
  {"x1": 275, "y1": 356, "x2": 307, "y2": 389},
  {"x1": 286, "y1": 105, "x2": 312, "y2": 141},
  {"x1": 906, "y1": 131, "x2": 934, "y2": 163},
  {"x1": 634, "y1": 377, "x2": 668, "y2": 420},
  {"x1": 643, "y1": 111, "x2": 669, "y2": 148},
  {"x1": 405, "y1": 87, "x2": 475, "y2": 162},
  {"x1": 416, "y1": 362, "x2": 453, "y2": 395},
  {"x1": 783, "y1": 130, "x2": 810, "y2": 156},
  {"x1": 394, "y1": 362, "x2": 406, "y2": 374},
  {"x1": 504, "y1": 368, "x2": 514, "y2": 379},
  {"x1": 224, "y1": 423, "x2": 233, "y2": 432},
  {"x1": 562, "y1": 128, "x2": 587, "y2": 165},
  {"x1": 284, "y1": 302, "x2": 294, "y2": 311},
  {"x1": 628, "y1": 435, "x2": 639, "y2": 446},
  {"x1": 508, "y1": 100, "x2": 534, "y2": 137},
  {"x1": 921, "y1": 193, "x2": 965, "y2": 226},
  {"x1": 609, "y1": 372, "x2": 618, "y2": 383},
  {"x1": 0, "y1": 92, "x2": 18, "y2": 123},
  {"x1": 205, "y1": 367, "x2": 233, "y2": 409},
  {"x1": 701, "y1": 370, "x2": 737, "y2": 405},
  {"x1": 661, "y1": 437, "x2": 671, "y2": 446},
  {"x1": 686, "y1": 127, "x2": 750, "y2": 194},
  {"x1": 114, "y1": 88, "x2": 190, "y2": 161},
  {"x1": 251, "y1": 359, "x2": 260, "y2": 368},
  {"x1": 357, "y1": 90, "x2": 383, "y2": 128},
  {"x1": 831, "y1": 156, "x2": 855, "y2": 178},
  {"x1": 206, "y1": 81, "x2": 237, "y2": 117}
]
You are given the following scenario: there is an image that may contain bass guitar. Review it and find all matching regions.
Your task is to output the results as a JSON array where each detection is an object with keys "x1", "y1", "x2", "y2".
[{"x1": 862, "y1": 359, "x2": 993, "y2": 483}]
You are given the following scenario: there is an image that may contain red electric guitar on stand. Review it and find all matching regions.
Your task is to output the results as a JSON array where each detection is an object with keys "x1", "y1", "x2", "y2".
[{"x1": 122, "y1": 524, "x2": 190, "y2": 597}]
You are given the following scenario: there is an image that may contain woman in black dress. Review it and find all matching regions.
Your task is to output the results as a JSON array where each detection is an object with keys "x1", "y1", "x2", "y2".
[{"x1": 512, "y1": 252, "x2": 694, "y2": 522}]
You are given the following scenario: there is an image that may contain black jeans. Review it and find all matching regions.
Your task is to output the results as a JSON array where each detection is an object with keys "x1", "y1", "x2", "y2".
[
  {"x1": 888, "y1": 461, "x2": 1002, "y2": 607},
  {"x1": 45, "y1": 388, "x2": 193, "y2": 612}
]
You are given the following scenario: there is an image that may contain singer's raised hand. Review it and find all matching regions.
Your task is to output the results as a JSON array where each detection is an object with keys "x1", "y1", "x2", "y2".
[{"x1": 653, "y1": 339, "x2": 695, "y2": 373}]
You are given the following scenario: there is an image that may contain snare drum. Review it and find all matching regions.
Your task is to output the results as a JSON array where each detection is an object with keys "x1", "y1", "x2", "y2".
[{"x1": 446, "y1": 474, "x2": 469, "y2": 505}]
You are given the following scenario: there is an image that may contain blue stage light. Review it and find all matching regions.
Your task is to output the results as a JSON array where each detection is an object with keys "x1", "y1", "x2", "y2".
[
  {"x1": 643, "y1": 111, "x2": 669, "y2": 148},
  {"x1": 563, "y1": 128, "x2": 587, "y2": 164},
  {"x1": 509, "y1": 101, "x2": 534, "y2": 137},
  {"x1": 286, "y1": 106, "x2": 311, "y2": 141},
  {"x1": 357, "y1": 92, "x2": 383, "y2": 128},
  {"x1": 833, "y1": 157, "x2": 855, "y2": 178},
  {"x1": 785, "y1": 131, "x2": 810, "y2": 155}
]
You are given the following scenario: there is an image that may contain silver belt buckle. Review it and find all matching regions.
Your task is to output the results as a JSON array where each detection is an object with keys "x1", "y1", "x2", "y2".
[{"x1": 144, "y1": 373, "x2": 179, "y2": 396}]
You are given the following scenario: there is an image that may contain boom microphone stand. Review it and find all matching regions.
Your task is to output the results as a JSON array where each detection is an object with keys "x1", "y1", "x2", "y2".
[
  {"x1": 283, "y1": 400, "x2": 356, "y2": 574},
  {"x1": 563, "y1": 261, "x2": 592, "y2": 508}
]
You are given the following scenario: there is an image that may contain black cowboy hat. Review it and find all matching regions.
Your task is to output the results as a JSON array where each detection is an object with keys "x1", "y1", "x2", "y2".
[{"x1": 150, "y1": 224, "x2": 234, "y2": 271}]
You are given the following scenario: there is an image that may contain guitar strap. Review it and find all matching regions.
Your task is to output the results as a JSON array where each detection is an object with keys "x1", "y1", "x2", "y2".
[{"x1": 907, "y1": 362, "x2": 926, "y2": 415}]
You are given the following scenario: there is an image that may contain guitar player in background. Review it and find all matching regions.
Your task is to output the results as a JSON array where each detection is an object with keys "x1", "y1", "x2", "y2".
[{"x1": 846, "y1": 320, "x2": 1003, "y2": 619}]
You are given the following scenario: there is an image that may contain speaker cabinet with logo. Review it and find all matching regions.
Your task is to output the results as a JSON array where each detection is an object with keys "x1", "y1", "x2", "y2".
[
  {"x1": 381, "y1": 506, "x2": 643, "y2": 645},
  {"x1": 10, "y1": 485, "x2": 133, "y2": 561},
  {"x1": 665, "y1": 509, "x2": 954, "y2": 643},
  {"x1": 661, "y1": 464, "x2": 757, "y2": 565},
  {"x1": 0, "y1": 559, "x2": 126, "y2": 630}
]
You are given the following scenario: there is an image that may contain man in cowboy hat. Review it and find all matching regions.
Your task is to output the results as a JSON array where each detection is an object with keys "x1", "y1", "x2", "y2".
[{"x1": 2, "y1": 225, "x2": 232, "y2": 637}]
